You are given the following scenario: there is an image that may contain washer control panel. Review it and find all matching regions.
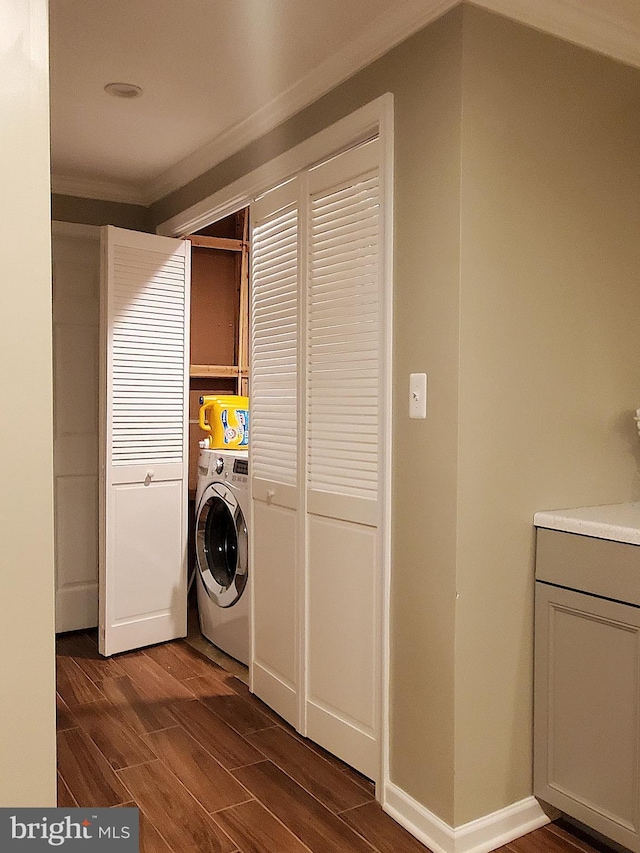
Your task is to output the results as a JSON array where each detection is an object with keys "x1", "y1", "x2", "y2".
[
  {"x1": 198, "y1": 448, "x2": 249, "y2": 486},
  {"x1": 233, "y1": 458, "x2": 249, "y2": 476},
  {"x1": 229, "y1": 458, "x2": 248, "y2": 486}
]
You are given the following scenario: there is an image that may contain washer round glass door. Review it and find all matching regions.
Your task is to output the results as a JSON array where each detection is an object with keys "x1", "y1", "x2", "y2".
[{"x1": 196, "y1": 483, "x2": 248, "y2": 608}]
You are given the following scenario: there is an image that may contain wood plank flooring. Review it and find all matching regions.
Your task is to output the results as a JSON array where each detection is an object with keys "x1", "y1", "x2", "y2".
[{"x1": 56, "y1": 632, "x2": 611, "y2": 853}]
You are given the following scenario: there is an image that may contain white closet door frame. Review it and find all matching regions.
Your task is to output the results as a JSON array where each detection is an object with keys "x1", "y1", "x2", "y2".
[
  {"x1": 298, "y1": 171, "x2": 310, "y2": 734},
  {"x1": 158, "y1": 93, "x2": 393, "y2": 794}
]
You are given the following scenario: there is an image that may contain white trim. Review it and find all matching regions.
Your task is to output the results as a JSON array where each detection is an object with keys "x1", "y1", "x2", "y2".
[
  {"x1": 454, "y1": 796, "x2": 558, "y2": 853},
  {"x1": 157, "y1": 95, "x2": 392, "y2": 237},
  {"x1": 384, "y1": 783, "x2": 454, "y2": 853},
  {"x1": 378, "y1": 95, "x2": 394, "y2": 794},
  {"x1": 384, "y1": 783, "x2": 557, "y2": 853},
  {"x1": 51, "y1": 221, "x2": 100, "y2": 241},
  {"x1": 51, "y1": 174, "x2": 147, "y2": 206},
  {"x1": 297, "y1": 170, "x2": 309, "y2": 739}
]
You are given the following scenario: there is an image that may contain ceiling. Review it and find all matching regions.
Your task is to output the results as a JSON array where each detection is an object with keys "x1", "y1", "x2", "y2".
[{"x1": 49, "y1": 0, "x2": 640, "y2": 207}]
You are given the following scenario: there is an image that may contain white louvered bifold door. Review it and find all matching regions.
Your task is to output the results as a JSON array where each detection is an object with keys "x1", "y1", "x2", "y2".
[
  {"x1": 250, "y1": 180, "x2": 301, "y2": 725},
  {"x1": 305, "y1": 139, "x2": 381, "y2": 778},
  {"x1": 99, "y1": 226, "x2": 190, "y2": 656}
]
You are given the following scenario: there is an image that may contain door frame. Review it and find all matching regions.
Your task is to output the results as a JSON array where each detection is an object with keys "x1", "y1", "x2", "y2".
[{"x1": 157, "y1": 93, "x2": 394, "y2": 794}]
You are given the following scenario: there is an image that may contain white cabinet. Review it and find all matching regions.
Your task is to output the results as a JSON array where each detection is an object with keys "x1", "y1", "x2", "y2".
[{"x1": 534, "y1": 526, "x2": 640, "y2": 852}]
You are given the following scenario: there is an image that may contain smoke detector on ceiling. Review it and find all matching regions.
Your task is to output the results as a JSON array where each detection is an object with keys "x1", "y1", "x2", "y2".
[{"x1": 104, "y1": 82, "x2": 143, "y2": 99}]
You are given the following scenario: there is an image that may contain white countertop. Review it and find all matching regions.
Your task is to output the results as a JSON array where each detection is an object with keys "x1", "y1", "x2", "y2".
[{"x1": 534, "y1": 502, "x2": 640, "y2": 545}]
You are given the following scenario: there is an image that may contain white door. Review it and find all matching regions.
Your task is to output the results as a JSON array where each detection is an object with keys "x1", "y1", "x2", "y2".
[
  {"x1": 249, "y1": 138, "x2": 385, "y2": 779},
  {"x1": 250, "y1": 180, "x2": 301, "y2": 725},
  {"x1": 305, "y1": 140, "x2": 382, "y2": 779},
  {"x1": 52, "y1": 223, "x2": 100, "y2": 632},
  {"x1": 99, "y1": 226, "x2": 191, "y2": 656}
]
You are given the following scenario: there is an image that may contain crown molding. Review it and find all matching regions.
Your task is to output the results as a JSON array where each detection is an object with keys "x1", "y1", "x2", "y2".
[
  {"x1": 145, "y1": 0, "x2": 640, "y2": 207},
  {"x1": 51, "y1": 173, "x2": 147, "y2": 206},
  {"x1": 144, "y1": 0, "x2": 457, "y2": 205},
  {"x1": 53, "y1": 0, "x2": 640, "y2": 210},
  {"x1": 478, "y1": 0, "x2": 640, "y2": 70},
  {"x1": 157, "y1": 94, "x2": 393, "y2": 237}
]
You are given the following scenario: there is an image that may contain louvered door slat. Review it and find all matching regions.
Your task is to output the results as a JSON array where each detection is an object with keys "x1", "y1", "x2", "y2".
[
  {"x1": 111, "y1": 242, "x2": 186, "y2": 464},
  {"x1": 307, "y1": 168, "x2": 379, "y2": 503},
  {"x1": 251, "y1": 203, "x2": 299, "y2": 488}
]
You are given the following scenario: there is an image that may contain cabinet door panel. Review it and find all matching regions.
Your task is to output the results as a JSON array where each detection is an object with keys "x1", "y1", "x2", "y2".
[
  {"x1": 307, "y1": 514, "x2": 378, "y2": 778},
  {"x1": 535, "y1": 582, "x2": 640, "y2": 848},
  {"x1": 251, "y1": 500, "x2": 298, "y2": 726}
]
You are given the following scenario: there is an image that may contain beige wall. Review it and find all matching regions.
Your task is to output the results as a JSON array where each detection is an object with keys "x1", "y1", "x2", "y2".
[
  {"x1": 0, "y1": 0, "x2": 57, "y2": 806},
  {"x1": 378, "y1": 13, "x2": 463, "y2": 822},
  {"x1": 455, "y1": 6, "x2": 640, "y2": 824},
  {"x1": 147, "y1": 2, "x2": 640, "y2": 830},
  {"x1": 52, "y1": 193, "x2": 153, "y2": 231}
]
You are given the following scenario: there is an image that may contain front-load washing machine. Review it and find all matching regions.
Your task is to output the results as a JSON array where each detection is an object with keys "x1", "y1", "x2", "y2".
[{"x1": 195, "y1": 448, "x2": 249, "y2": 665}]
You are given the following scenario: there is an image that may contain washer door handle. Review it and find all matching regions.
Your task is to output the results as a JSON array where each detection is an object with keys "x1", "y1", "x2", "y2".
[{"x1": 144, "y1": 469, "x2": 155, "y2": 486}]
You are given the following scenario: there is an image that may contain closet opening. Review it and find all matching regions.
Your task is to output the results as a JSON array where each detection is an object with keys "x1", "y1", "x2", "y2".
[
  {"x1": 157, "y1": 95, "x2": 394, "y2": 793},
  {"x1": 53, "y1": 98, "x2": 391, "y2": 804},
  {"x1": 184, "y1": 207, "x2": 251, "y2": 677}
]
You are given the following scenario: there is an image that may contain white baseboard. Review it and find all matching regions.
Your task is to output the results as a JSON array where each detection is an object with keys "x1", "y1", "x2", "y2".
[
  {"x1": 454, "y1": 795, "x2": 557, "y2": 853},
  {"x1": 384, "y1": 782, "x2": 454, "y2": 853},
  {"x1": 384, "y1": 782, "x2": 557, "y2": 853}
]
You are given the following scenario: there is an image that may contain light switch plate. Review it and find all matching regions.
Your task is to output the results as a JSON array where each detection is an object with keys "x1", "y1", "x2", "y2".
[{"x1": 409, "y1": 373, "x2": 427, "y2": 419}]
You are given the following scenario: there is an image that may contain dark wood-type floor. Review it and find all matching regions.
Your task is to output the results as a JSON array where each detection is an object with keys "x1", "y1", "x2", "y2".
[{"x1": 56, "y1": 632, "x2": 611, "y2": 853}]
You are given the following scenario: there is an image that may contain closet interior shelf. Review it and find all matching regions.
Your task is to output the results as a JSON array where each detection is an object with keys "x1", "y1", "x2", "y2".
[{"x1": 189, "y1": 364, "x2": 248, "y2": 379}]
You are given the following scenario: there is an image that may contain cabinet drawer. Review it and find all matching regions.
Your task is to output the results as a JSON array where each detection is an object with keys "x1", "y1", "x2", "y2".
[{"x1": 536, "y1": 528, "x2": 640, "y2": 606}]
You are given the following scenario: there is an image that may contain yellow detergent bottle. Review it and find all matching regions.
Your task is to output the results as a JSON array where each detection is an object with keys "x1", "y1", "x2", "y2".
[{"x1": 198, "y1": 395, "x2": 249, "y2": 449}]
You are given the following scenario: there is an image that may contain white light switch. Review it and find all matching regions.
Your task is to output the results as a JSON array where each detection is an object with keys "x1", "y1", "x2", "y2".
[{"x1": 409, "y1": 373, "x2": 427, "y2": 419}]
